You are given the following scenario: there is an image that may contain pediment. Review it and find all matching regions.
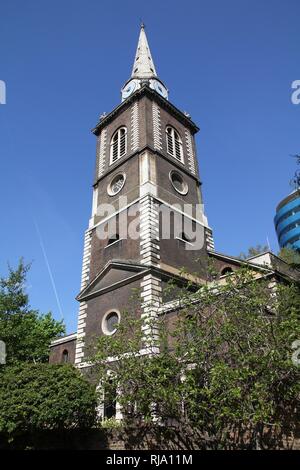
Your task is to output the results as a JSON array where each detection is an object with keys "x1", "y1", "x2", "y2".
[{"x1": 77, "y1": 261, "x2": 148, "y2": 301}]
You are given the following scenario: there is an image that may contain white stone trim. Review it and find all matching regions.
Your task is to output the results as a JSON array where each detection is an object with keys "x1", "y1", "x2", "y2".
[
  {"x1": 139, "y1": 195, "x2": 162, "y2": 344},
  {"x1": 139, "y1": 151, "x2": 157, "y2": 197},
  {"x1": 185, "y1": 129, "x2": 196, "y2": 176},
  {"x1": 80, "y1": 230, "x2": 92, "y2": 290},
  {"x1": 92, "y1": 187, "x2": 98, "y2": 216},
  {"x1": 140, "y1": 272, "x2": 162, "y2": 342},
  {"x1": 50, "y1": 333, "x2": 77, "y2": 347},
  {"x1": 97, "y1": 128, "x2": 107, "y2": 178},
  {"x1": 89, "y1": 186, "x2": 99, "y2": 227},
  {"x1": 152, "y1": 102, "x2": 162, "y2": 151},
  {"x1": 205, "y1": 227, "x2": 215, "y2": 252},
  {"x1": 131, "y1": 101, "x2": 139, "y2": 152},
  {"x1": 75, "y1": 228, "x2": 92, "y2": 367}
]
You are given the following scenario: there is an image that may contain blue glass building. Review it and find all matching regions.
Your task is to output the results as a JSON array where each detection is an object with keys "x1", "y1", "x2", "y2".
[{"x1": 274, "y1": 189, "x2": 300, "y2": 250}]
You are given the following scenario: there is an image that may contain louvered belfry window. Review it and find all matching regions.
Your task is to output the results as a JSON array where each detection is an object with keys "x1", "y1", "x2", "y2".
[
  {"x1": 166, "y1": 126, "x2": 184, "y2": 162},
  {"x1": 110, "y1": 127, "x2": 127, "y2": 164}
]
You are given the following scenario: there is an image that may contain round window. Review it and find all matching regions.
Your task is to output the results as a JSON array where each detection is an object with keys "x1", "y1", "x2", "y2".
[
  {"x1": 102, "y1": 310, "x2": 120, "y2": 335},
  {"x1": 107, "y1": 173, "x2": 126, "y2": 196},
  {"x1": 169, "y1": 171, "x2": 188, "y2": 195}
]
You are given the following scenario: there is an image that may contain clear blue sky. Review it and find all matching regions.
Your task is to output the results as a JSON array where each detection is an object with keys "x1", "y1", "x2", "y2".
[{"x1": 0, "y1": 0, "x2": 299, "y2": 333}]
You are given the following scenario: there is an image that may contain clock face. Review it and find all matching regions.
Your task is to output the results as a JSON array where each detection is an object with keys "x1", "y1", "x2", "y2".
[
  {"x1": 151, "y1": 80, "x2": 168, "y2": 99},
  {"x1": 122, "y1": 80, "x2": 137, "y2": 100}
]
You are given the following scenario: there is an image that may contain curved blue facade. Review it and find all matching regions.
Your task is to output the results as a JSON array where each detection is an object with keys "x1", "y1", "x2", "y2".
[{"x1": 274, "y1": 190, "x2": 300, "y2": 250}]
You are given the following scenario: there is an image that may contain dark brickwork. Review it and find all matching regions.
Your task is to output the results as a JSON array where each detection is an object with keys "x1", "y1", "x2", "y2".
[
  {"x1": 94, "y1": 91, "x2": 200, "y2": 185},
  {"x1": 49, "y1": 337, "x2": 76, "y2": 364},
  {"x1": 50, "y1": 86, "x2": 212, "y2": 364},
  {"x1": 83, "y1": 279, "x2": 142, "y2": 354}
]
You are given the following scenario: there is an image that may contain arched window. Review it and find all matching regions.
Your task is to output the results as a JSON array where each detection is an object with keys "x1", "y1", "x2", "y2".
[
  {"x1": 104, "y1": 380, "x2": 117, "y2": 419},
  {"x1": 166, "y1": 126, "x2": 184, "y2": 162},
  {"x1": 62, "y1": 349, "x2": 69, "y2": 363},
  {"x1": 220, "y1": 267, "x2": 233, "y2": 276},
  {"x1": 110, "y1": 127, "x2": 127, "y2": 164}
]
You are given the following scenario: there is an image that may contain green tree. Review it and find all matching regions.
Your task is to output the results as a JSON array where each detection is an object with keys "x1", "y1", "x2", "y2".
[
  {"x1": 239, "y1": 244, "x2": 269, "y2": 260},
  {"x1": 278, "y1": 247, "x2": 300, "y2": 268},
  {"x1": 0, "y1": 363, "x2": 97, "y2": 441},
  {"x1": 0, "y1": 260, "x2": 65, "y2": 364},
  {"x1": 92, "y1": 268, "x2": 300, "y2": 449}
]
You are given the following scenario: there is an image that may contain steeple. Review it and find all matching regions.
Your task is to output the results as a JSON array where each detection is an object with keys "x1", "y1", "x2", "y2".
[
  {"x1": 121, "y1": 24, "x2": 168, "y2": 101},
  {"x1": 50, "y1": 22, "x2": 213, "y2": 379},
  {"x1": 131, "y1": 23, "x2": 157, "y2": 79}
]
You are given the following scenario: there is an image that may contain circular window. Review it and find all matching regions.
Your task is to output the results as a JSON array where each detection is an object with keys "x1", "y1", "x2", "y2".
[
  {"x1": 107, "y1": 173, "x2": 126, "y2": 196},
  {"x1": 169, "y1": 171, "x2": 188, "y2": 195},
  {"x1": 102, "y1": 310, "x2": 120, "y2": 336}
]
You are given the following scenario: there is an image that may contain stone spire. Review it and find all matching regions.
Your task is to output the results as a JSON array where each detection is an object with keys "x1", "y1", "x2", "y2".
[
  {"x1": 121, "y1": 24, "x2": 168, "y2": 101},
  {"x1": 131, "y1": 23, "x2": 157, "y2": 79}
]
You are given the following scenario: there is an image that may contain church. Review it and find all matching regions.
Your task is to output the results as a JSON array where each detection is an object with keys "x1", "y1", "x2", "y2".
[{"x1": 49, "y1": 25, "x2": 299, "y2": 397}]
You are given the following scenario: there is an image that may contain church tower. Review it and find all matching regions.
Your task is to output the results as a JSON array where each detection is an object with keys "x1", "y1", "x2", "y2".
[{"x1": 74, "y1": 25, "x2": 214, "y2": 367}]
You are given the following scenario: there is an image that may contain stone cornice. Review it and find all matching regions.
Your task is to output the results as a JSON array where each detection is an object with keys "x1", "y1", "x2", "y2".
[
  {"x1": 92, "y1": 85, "x2": 199, "y2": 136},
  {"x1": 76, "y1": 260, "x2": 205, "y2": 302},
  {"x1": 93, "y1": 144, "x2": 202, "y2": 187}
]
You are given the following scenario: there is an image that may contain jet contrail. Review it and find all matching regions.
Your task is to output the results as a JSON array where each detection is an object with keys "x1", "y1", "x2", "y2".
[{"x1": 33, "y1": 219, "x2": 64, "y2": 321}]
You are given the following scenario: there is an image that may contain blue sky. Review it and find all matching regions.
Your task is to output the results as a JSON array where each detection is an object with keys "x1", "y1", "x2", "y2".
[{"x1": 0, "y1": 0, "x2": 299, "y2": 333}]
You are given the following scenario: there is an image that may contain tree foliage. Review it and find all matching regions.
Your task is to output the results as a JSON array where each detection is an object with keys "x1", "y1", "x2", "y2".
[
  {"x1": 0, "y1": 260, "x2": 65, "y2": 364},
  {"x1": 239, "y1": 245, "x2": 269, "y2": 260},
  {"x1": 0, "y1": 363, "x2": 97, "y2": 439},
  {"x1": 92, "y1": 268, "x2": 300, "y2": 449},
  {"x1": 278, "y1": 247, "x2": 300, "y2": 269}
]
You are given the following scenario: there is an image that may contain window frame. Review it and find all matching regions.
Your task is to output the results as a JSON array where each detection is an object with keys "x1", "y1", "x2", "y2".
[
  {"x1": 166, "y1": 126, "x2": 184, "y2": 163},
  {"x1": 102, "y1": 309, "x2": 121, "y2": 336},
  {"x1": 107, "y1": 172, "x2": 126, "y2": 196},
  {"x1": 220, "y1": 267, "x2": 234, "y2": 276},
  {"x1": 169, "y1": 170, "x2": 189, "y2": 195},
  {"x1": 62, "y1": 349, "x2": 69, "y2": 363},
  {"x1": 109, "y1": 127, "x2": 127, "y2": 165}
]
